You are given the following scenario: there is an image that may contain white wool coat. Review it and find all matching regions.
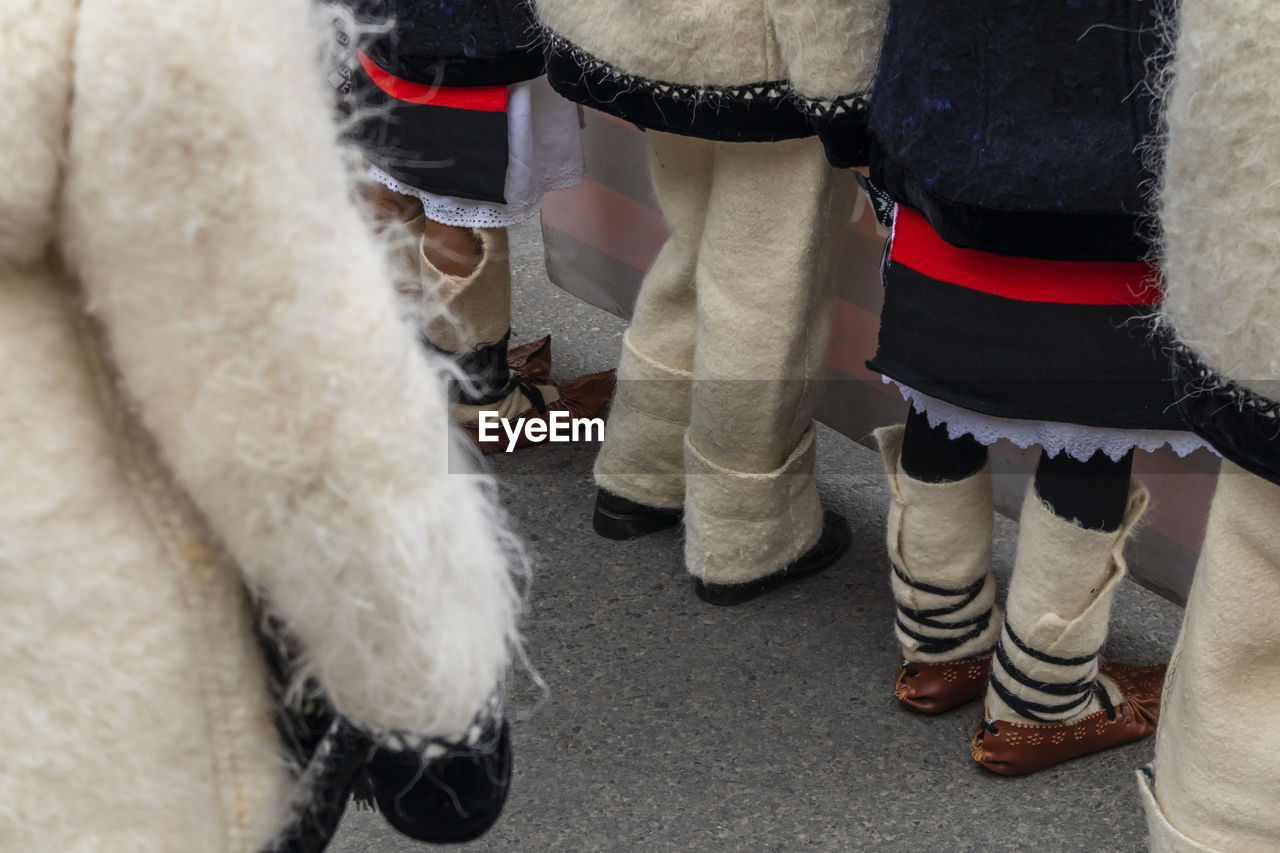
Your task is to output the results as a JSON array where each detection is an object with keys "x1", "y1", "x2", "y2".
[
  {"x1": 536, "y1": 0, "x2": 888, "y2": 154},
  {"x1": 0, "y1": 1, "x2": 519, "y2": 850},
  {"x1": 538, "y1": 0, "x2": 886, "y2": 101},
  {"x1": 1158, "y1": 0, "x2": 1280, "y2": 396}
]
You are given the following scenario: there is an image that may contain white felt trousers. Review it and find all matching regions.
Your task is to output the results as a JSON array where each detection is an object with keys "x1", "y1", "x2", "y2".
[
  {"x1": 1141, "y1": 462, "x2": 1280, "y2": 852},
  {"x1": 594, "y1": 131, "x2": 855, "y2": 584}
]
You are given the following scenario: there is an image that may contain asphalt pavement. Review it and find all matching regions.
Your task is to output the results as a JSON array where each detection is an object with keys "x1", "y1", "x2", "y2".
[{"x1": 329, "y1": 217, "x2": 1179, "y2": 853}]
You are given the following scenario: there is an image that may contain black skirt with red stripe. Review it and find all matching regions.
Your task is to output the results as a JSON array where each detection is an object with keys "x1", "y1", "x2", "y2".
[
  {"x1": 330, "y1": 9, "x2": 529, "y2": 205},
  {"x1": 868, "y1": 207, "x2": 1187, "y2": 433},
  {"x1": 346, "y1": 50, "x2": 511, "y2": 203}
]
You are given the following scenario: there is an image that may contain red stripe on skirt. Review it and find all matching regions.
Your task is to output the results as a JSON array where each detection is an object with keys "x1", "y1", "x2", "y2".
[
  {"x1": 357, "y1": 51, "x2": 508, "y2": 112},
  {"x1": 890, "y1": 206, "x2": 1160, "y2": 305}
]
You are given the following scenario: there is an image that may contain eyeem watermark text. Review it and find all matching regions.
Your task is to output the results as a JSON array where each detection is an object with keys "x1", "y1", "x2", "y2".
[{"x1": 477, "y1": 411, "x2": 605, "y2": 452}]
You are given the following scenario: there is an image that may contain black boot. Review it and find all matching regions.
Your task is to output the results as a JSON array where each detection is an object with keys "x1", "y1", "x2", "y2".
[
  {"x1": 692, "y1": 510, "x2": 852, "y2": 606},
  {"x1": 593, "y1": 489, "x2": 683, "y2": 540}
]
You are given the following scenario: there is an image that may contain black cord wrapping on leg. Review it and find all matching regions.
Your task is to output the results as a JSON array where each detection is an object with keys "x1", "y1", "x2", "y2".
[
  {"x1": 422, "y1": 329, "x2": 551, "y2": 415},
  {"x1": 516, "y1": 379, "x2": 548, "y2": 415},
  {"x1": 1001, "y1": 621, "x2": 1101, "y2": 667},
  {"x1": 893, "y1": 567, "x2": 994, "y2": 657},
  {"x1": 986, "y1": 623, "x2": 1109, "y2": 723}
]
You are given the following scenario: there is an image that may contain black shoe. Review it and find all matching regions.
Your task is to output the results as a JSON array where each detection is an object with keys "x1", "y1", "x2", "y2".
[
  {"x1": 363, "y1": 720, "x2": 512, "y2": 845},
  {"x1": 692, "y1": 510, "x2": 852, "y2": 606},
  {"x1": 593, "y1": 489, "x2": 682, "y2": 540}
]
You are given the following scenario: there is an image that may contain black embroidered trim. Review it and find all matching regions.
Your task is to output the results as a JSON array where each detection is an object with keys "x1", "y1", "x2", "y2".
[
  {"x1": 855, "y1": 173, "x2": 896, "y2": 229},
  {"x1": 254, "y1": 607, "x2": 508, "y2": 853},
  {"x1": 255, "y1": 613, "x2": 368, "y2": 853},
  {"x1": 809, "y1": 93, "x2": 872, "y2": 168},
  {"x1": 358, "y1": 718, "x2": 512, "y2": 845},
  {"x1": 545, "y1": 35, "x2": 817, "y2": 143},
  {"x1": 1171, "y1": 341, "x2": 1280, "y2": 486}
]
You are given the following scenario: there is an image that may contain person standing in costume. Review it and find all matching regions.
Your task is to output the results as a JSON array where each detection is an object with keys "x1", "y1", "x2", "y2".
[
  {"x1": 849, "y1": 0, "x2": 1204, "y2": 773},
  {"x1": 532, "y1": 0, "x2": 887, "y2": 604},
  {"x1": 333, "y1": 0, "x2": 613, "y2": 451},
  {"x1": 0, "y1": 1, "x2": 520, "y2": 849},
  {"x1": 1139, "y1": 0, "x2": 1280, "y2": 847}
]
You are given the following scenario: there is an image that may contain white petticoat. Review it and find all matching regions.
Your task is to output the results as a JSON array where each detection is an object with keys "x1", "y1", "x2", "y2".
[
  {"x1": 368, "y1": 76, "x2": 585, "y2": 229},
  {"x1": 886, "y1": 377, "x2": 1214, "y2": 462}
]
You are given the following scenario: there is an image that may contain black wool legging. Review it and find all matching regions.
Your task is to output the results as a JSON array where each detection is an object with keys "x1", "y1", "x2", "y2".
[{"x1": 899, "y1": 407, "x2": 1133, "y2": 532}]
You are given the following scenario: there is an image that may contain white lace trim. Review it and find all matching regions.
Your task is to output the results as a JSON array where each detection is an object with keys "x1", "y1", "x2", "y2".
[
  {"x1": 369, "y1": 165, "x2": 582, "y2": 229},
  {"x1": 884, "y1": 377, "x2": 1214, "y2": 461},
  {"x1": 369, "y1": 75, "x2": 585, "y2": 229}
]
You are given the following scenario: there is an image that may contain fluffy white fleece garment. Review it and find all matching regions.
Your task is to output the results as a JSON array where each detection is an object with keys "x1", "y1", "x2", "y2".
[
  {"x1": 1, "y1": 0, "x2": 520, "y2": 849},
  {"x1": 535, "y1": 0, "x2": 888, "y2": 101},
  {"x1": 1157, "y1": 0, "x2": 1280, "y2": 395}
]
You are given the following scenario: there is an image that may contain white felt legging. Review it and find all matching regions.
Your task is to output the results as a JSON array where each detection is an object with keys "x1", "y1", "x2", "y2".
[
  {"x1": 594, "y1": 131, "x2": 855, "y2": 584},
  {"x1": 1142, "y1": 462, "x2": 1280, "y2": 852}
]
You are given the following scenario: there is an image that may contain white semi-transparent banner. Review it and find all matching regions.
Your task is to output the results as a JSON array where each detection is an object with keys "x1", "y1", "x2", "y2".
[{"x1": 541, "y1": 109, "x2": 1219, "y2": 604}]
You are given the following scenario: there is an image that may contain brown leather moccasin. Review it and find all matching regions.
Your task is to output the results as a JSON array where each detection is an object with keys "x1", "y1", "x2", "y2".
[
  {"x1": 506, "y1": 335, "x2": 551, "y2": 384},
  {"x1": 895, "y1": 654, "x2": 992, "y2": 715},
  {"x1": 971, "y1": 661, "x2": 1165, "y2": 776}
]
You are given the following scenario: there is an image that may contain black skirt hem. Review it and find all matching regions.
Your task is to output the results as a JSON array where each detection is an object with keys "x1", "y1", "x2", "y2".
[
  {"x1": 868, "y1": 360, "x2": 1190, "y2": 435},
  {"x1": 869, "y1": 263, "x2": 1186, "y2": 432}
]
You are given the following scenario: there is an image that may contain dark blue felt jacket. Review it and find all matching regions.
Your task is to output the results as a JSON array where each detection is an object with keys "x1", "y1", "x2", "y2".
[
  {"x1": 346, "y1": 0, "x2": 543, "y2": 87},
  {"x1": 866, "y1": 0, "x2": 1166, "y2": 261}
]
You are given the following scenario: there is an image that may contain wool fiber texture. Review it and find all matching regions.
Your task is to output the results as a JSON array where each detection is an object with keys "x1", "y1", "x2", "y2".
[
  {"x1": 592, "y1": 133, "x2": 705, "y2": 510},
  {"x1": 534, "y1": 0, "x2": 886, "y2": 99},
  {"x1": 870, "y1": 0, "x2": 1164, "y2": 218},
  {"x1": 1, "y1": 0, "x2": 522, "y2": 848},
  {"x1": 594, "y1": 132, "x2": 854, "y2": 582},
  {"x1": 985, "y1": 484, "x2": 1149, "y2": 723},
  {"x1": 0, "y1": 266, "x2": 295, "y2": 853},
  {"x1": 63, "y1": 0, "x2": 521, "y2": 742},
  {"x1": 876, "y1": 425, "x2": 1000, "y2": 664},
  {"x1": 419, "y1": 226, "x2": 514, "y2": 353},
  {"x1": 594, "y1": 332, "x2": 693, "y2": 509},
  {"x1": 684, "y1": 427, "x2": 824, "y2": 584},
  {"x1": 1155, "y1": 0, "x2": 1280, "y2": 398},
  {"x1": 0, "y1": 0, "x2": 74, "y2": 264},
  {"x1": 1147, "y1": 466, "x2": 1280, "y2": 851}
]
